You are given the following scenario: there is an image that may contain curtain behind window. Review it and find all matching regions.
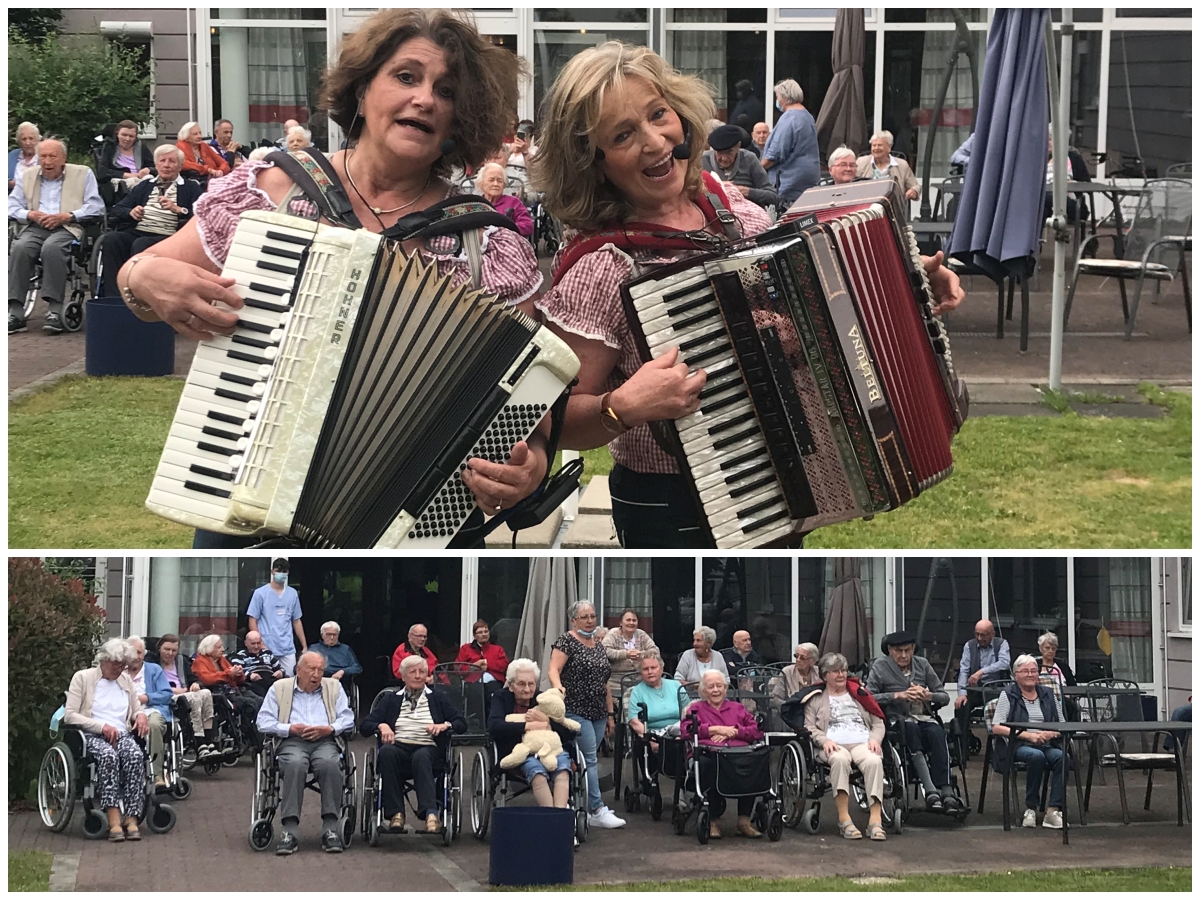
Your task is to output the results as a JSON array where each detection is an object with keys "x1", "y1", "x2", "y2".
[
  {"x1": 672, "y1": 10, "x2": 728, "y2": 117},
  {"x1": 179, "y1": 557, "x2": 240, "y2": 656}
]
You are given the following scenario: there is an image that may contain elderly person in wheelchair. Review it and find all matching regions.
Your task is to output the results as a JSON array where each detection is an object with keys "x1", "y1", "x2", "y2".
[
  {"x1": 806, "y1": 653, "x2": 888, "y2": 841},
  {"x1": 361, "y1": 655, "x2": 467, "y2": 834},
  {"x1": 64, "y1": 638, "x2": 151, "y2": 842},
  {"x1": 867, "y1": 631, "x2": 961, "y2": 815},
  {"x1": 125, "y1": 636, "x2": 176, "y2": 791},
  {"x1": 255, "y1": 650, "x2": 356, "y2": 855},
  {"x1": 487, "y1": 658, "x2": 577, "y2": 809}
]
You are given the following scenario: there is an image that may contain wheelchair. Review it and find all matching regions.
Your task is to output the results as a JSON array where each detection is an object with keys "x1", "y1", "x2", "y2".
[
  {"x1": 185, "y1": 689, "x2": 256, "y2": 776},
  {"x1": 249, "y1": 733, "x2": 357, "y2": 851},
  {"x1": 882, "y1": 713, "x2": 969, "y2": 822},
  {"x1": 468, "y1": 725, "x2": 590, "y2": 846},
  {"x1": 669, "y1": 707, "x2": 784, "y2": 844},
  {"x1": 9, "y1": 217, "x2": 103, "y2": 332},
  {"x1": 37, "y1": 707, "x2": 178, "y2": 838},
  {"x1": 775, "y1": 693, "x2": 908, "y2": 836}
]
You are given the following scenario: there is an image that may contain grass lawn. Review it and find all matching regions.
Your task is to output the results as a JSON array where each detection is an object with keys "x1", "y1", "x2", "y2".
[
  {"x1": 8, "y1": 378, "x2": 1190, "y2": 549},
  {"x1": 510, "y1": 867, "x2": 1191, "y2": 892},
  {"x1": 8, "y1": 851, "x2": 52, "y2": 892}
]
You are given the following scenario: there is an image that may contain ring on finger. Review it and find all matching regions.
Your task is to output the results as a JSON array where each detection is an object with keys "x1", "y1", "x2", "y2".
[{"x1": 185, "y1": 313, "x2": 197, "y2": 328}]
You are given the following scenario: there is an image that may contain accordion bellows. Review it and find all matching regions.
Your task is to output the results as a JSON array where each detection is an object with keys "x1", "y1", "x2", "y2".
[
  {"x1": 622, "y1": 180, "x2": 967, "y2": 549},
  {"x1": 146, "y1": 211, "x2": 579, "y2": 548}
]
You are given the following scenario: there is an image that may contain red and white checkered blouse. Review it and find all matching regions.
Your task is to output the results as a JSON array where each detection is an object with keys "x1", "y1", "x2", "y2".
[
  {"x1": 193, "y1": 161, "x2": 542, "y2": 308},
  {"x1": 536, "y1": 186, "x2": 772, "y2": 474}
]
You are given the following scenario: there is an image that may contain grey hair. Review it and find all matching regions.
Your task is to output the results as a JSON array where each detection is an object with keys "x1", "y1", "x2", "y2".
[
  {"x1": 38, "y1": 137, "x2": 66, "y2": 156},
  {"x1": 153, "y1": 143, "x2": 184, "y2": 162},
  {"x1": 248, "y1": 146, "x2": 273, "y2": 161},
  {"x1": 95, "y1": 638, "x2": 135, "y2": 665},
  {"x1": 126, "y1": 635, "x2": 145, "y2": 651},
  {"x1": 796, "y1": 642, "x2": 820, "y2": 661},
  {"x1": 478, "y1": 161, "x2": 506, "y2": 180},
  {"x1": 700, "y1": 668, "x2": 726, "y2": 687},
  {"x1": 196, "y1": 634, "x2": 224, "y2": 657},
  {"x1": 774, "y1": 79, "x2": 804, "y2": 105},
  {"x1": 298, "y1": 649, "x2": 327, "y2": 669},
  {"x1": 694, "y1": 626, "x2": 716, "y2": 646},
  {"x1": 399, "y1": 654, "x2": 429, "y2": 675},
  {"x1": 321, "y1": 621, "x2": 341, "y2": 636},
  {"x1": 505, "y1": 657, "x2": 540, "y2": 687},
  {"x1": 567, "y1": 600, "x2": 596, "y2": 621},
  {"x1": 177, "y1": 121, "x2": 201, "y2": 141},
  {"x1": 1013, "y1": 653, "x2": 1039, "y2": 674},
  {"x1": 828, "y1": 145, "x2": 856, "y2": 166},
  {"x1": 819, "y1": 652, "x2": 848, "y2": 674},
  {"x1": 1037, "y1": 632, "x2": 1058, "y2": 651},
  {"x1": 214, "y1": 118, "x2": 232, "y2": 130},
  {"x1": 286, "y1": 125, "x2": 311, "y2": 144},
  {"x1": 16, "y1": 121, "x2": 40, "y2": 140},
  {"x1": 871, "y1": 129, "x2": 895, "y2": 148}
]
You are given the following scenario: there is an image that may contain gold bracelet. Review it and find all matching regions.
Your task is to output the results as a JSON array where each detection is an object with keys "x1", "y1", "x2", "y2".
[
  {"x1": 599, "y1": 391, "x2": 628, "y2": 435},
  {"x1": 120, "y1": 253, "x2": 159, "y2": 315}
]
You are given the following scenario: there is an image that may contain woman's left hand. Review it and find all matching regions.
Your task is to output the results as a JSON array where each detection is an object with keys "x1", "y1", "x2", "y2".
[
  {"x1": 867, "y1": 739, "x2": 882, "y2": 756},
  {"x1": 134, "y1": 714, "x2": 150, "y2": 738},
  {"x1": 605, "y1": 716, "x2": 615, "y2": 739},
  {"x1": 921, "y1": 251, "x2": 965, "y2": 315},
  {"x1": 462, "y1": 439, "x2": 547, "y2": 516}
]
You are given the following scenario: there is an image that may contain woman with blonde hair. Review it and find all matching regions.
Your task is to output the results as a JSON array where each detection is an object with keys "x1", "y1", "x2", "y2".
[{"x1": 531, "y1": 42, "x2": 964, "y2": 548}]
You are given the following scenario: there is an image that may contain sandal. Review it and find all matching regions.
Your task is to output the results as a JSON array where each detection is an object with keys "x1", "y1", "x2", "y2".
[
  {"x1": 865, "y1": 822, "x2": 887, "y2": 841},
  {"x1": 123, "y1": 818, "x2": 141, "y2": 841},
  {"x1": 108, "y1": 828, "x2": 125, "y2": 843},
  {"x1": 838, "y1": 820, "x2": 862, "y2": 840}
]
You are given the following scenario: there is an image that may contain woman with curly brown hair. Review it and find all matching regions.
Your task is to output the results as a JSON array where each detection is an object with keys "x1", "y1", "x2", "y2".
[
  {"x1": 114, "y1": 9, "x2": 549, "y2": 548},
  {"x1": 531, "y1": 42, "x2": 965, "y2": 548}
]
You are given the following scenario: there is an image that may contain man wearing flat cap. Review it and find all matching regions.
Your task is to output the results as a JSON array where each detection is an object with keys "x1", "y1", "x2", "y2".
[
  {"x1": 701, "y1": 124, "x2": 778, "y2": 211},
  {"x1": 866, "y1": 631, "x2": 960, "y2": 813}
]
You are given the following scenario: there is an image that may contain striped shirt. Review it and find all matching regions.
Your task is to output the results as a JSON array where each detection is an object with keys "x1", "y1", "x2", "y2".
[
  {"x1": 393, "y1": 690, "x2": 437, "y2": 746},
  {"x1": 138, "y1": 179, "x2": 182, "y2": 236},
  {"x1": 993, "y1": 691, "x2": 1065, "y2": 728}
]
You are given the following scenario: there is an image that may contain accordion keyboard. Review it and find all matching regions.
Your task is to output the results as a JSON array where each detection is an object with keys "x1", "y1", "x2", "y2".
[{"x1": 628, "y1": 269, "x2": 797, "y2": 549}]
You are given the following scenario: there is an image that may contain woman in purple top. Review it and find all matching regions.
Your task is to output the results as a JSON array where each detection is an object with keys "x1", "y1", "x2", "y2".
[
  {"x1": 476, "y1": 162, "x2": 533, "y2": 238},
  {"x1": 681, "y1": 670, "x2": 764, "y2": 839}
]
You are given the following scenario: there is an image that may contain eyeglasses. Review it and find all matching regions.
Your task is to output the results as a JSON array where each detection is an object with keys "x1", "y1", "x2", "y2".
[{"x1": 576, "y1": 613, "x2": 597, "y2": 620}]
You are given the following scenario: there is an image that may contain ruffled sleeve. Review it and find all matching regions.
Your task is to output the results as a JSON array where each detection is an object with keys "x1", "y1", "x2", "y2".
[
  {"x1": 422, "y1": 224, "x2": 542, "y2": 308},
  {"x1": 193, "y1": 161, "x2": 277, "y2": 268},
  {"x1": 722, "y1": 182, "x2": 773, "y2": 237},
  {"x1": 535, "y1": 246, "x2": 636, "y2": 350}
]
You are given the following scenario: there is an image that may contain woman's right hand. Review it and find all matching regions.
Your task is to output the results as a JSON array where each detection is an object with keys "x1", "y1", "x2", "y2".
[
  {"x1": 123, "y1": 255, "x2": 242, "y2": 341},
  {"x1": 822, "y1": 740, "x2": 840, "y2": 757},
  {"x1": 611, "y1": 347, "x2": 707, "y2": 427}
]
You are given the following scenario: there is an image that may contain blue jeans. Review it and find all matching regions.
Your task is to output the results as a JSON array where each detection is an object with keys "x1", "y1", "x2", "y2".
[
  {"x1": 521, "y1": 750, "x2": 571, "y2": 784},
  {"x1": 1012, "y1": 743, "x2": 1065, "y2": 810},
  {"x1": 1166, "y1": 703, "x2": 1191, "y2": 752},
  {"x1": 567, "y1": 713, "x2": 605, "y2": 813}
]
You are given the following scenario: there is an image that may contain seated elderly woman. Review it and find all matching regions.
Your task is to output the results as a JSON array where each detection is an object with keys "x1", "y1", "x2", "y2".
[
  {"x1": 310, "y1": 621, "x2": 363, "y2": 694},
  {"x1": 990, "y1": 654, "x2": 1067, "y2": 830},
  {"x1": 125, "y1": 636, "x2": 174, "y2": 789},
  {"x1": 192, "y1": 633, "x2": 263, "y2": 728},
  {"x1": 175, "y1": 121, "x2": 230, "y2": 182},
  {"x1": 626, "y1": 654, "x2": 683, "y2": 784},
  {"x1": 771, "y1": 642, "x2": 821, "y2": 705},
  {"x1": 806, "y1": 652, "x2": 888, "y2": 841},
  {"x1": 487, "y1": 658, "x2": 577, "y2": 808},
  {"x1": 476, "y1": 162, "x2": 533, "y2": 237},
  {"x1": 855, "y1": 130, "x2": 919, "y2": 201},
  {"x1": 680, "y1": 669, "x2": 764, "y2": 839},
  {"x1": 673, "y1": 626, "x2": 729, "y2": 687},
  {"x1": 64, "y1": 638, "x2": 151, "y2": 842},
  {"x1": 284, "y1": 125, "x2": 312, "y2": 153},
  {"x1": 9, "y1": 122, "x2": 40, "y2": 192},
  {"x1": 360, "y1": 655, "x2": 467, "y2": 833},
  {"x1": 97, "y1": 119, "x2": 156, "y2": 200}
]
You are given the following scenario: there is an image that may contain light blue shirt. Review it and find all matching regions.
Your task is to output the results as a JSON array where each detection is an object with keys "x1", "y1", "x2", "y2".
[
  {"x1": 762, "y1": 106, "x2": 821, "y2": 207},
  {"x1": 256, "y1": 679, "x2": 355, "y2": 737},
  {"x1": 627, "y1": 678, "x2": 685, "y2": 730},
  {"x1": 957, "y1": 638, "x2": 1012, "y2": 696},
  {"x1": 246, "y1": 583, "x2": 303, "y2": 658},
  {"x1": 8, "y1": 167, "x2": 106, "y2": 223}
]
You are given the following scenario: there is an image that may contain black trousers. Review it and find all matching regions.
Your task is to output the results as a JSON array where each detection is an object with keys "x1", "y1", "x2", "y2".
[
  {"x1": 901, "y1": 719, "x2": 951, "y2": 787},
  {"x1": 609, "y1": 465, "x2": 713, "y2": 549},
  {"x1": 378, "y1": 742, "x2": 442, "y2": 818},
  {"x1": 696, "y1": 754, "x2": 754, "y2": 819}
]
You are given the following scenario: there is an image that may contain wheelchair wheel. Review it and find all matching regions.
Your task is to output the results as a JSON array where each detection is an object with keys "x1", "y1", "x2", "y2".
[
  {"x1": 249, "y1": 817, "x2": 274, "y2": 851},
  {"x1": 469, "y1": 749, "x2": 491, "y2": 840},
  {"x1": 88, "y1": 235, "x2": 103, "y2": 296},
  {"x1": 574, "y1": 809, "x2": 588, "y2": 845},
  {"x1": 766, "y1": 804, "x2": 784, "y2": 842},
  {"x1": 650, "y1": 786, "x2": 663, "y2": 821},
  {"x1": 362, "y1": 749, "x2": 379, "y2": 847},
  {"x1": 671, "y1": 804, "x2": 686, "y2": 835},
  {"x1": 451, "y1": 752, "x2": 463, "y2": 838},
  {"x1": 82, "y1": 806, "x2": 108, "y2": 839},
  {"x1": 696, "y1": 808, "x2": 710, "y2": 845},
  {"x1": 171, "y1": 776, "x2": 192, "y2": 800},
  {"x1": 341, "y1": 812, "x2": 356, "y2": 849},
  {"x1": 622, "y1": 785, "x2": 634, "y2": 813},
  {"x1": 203, "y1": 758, "x2": 221, "y2": 776},
  {"x1": 802, "y1": 804, "x2": 821, "y2": 835},
  {"x1": 147, "y1": 801, "x2": 176, "y2": 834},
  {"x1": 777, "y1": 740, "x2": 807, "y2": 828},
  {"x1": 63, "y1": 297, "x2": 84, "y2": 333},
  {"x1": 38, "y1": 743, "x2": 76, "y2": 832}
]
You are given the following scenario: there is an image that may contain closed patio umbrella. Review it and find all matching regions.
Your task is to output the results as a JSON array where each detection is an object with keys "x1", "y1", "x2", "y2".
[
  {"x1": 514, "y1": 557, "x2": 576, "y2": 690},
  {"x1": 818, "y1": 557, "x2": 869, "y2": 668},
  {"x1": 946, "y1": 8, "x2": 1050, "y2": 284},
  {"x1": 815, "y1": 8, "x2": 868, "y2": 160}
]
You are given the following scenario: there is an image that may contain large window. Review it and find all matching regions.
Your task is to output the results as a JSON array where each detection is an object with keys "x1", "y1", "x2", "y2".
[
  {"x1": 177, "y1": 557, "x2": 240, "y2": 656},
  {"x1": 477, "y1": 558, "x2": 531, "y2": 661},
  {"x1": 601, "y1": 558, "x2": 693, "y2": 671},
  {"x1": 1105, "y1": 31, "x2": 1191, "y2": 177},
  {"x1": 900, "y1": 557, "x2": 982, "y2": 683},
  {"x1": 668, "y1": 11, "x2": 768, "y2": 127},
  {"x1": 1074, "y1": 558, "x2": 1154, "y2": 684},
  {"x1": 701, "y1": 558, "x2": 791, "y2": 662},
  {"x1": 532, "y1": 28, "x2": 650, "y2": 112},
  {"x1": 774, "y1": 30, "x2": 876, "y2": 142},
  {"x1": 989, "y1": 558, "x2": 1069, "y2": 663},
  {"x1": 795, "y1": 557, "x2": 887, "y2": 657}
]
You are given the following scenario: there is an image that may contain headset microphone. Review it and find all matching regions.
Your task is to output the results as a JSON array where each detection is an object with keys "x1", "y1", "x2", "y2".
[{"x1": 671, "y1": 120, "x2": 693, "y2": 160}]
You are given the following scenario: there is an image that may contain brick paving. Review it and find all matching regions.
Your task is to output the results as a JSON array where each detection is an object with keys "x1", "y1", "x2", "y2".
[{"x1": 9, "y1": 731, "x2": 1191, "y2": 890}]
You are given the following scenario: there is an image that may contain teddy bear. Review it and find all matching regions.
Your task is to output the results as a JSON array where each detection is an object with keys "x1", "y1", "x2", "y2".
[{"x1": 498, "y1": 688, "x2": 581, "y2": 772}]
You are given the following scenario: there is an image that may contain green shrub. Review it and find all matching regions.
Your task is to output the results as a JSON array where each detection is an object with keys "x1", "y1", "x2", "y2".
[
  {"x1": 8, "y1": 558, "x2": 107, "y2": 800},
  {"x1": 8, "y1": 34, "x2": 154, "y2": 158}
]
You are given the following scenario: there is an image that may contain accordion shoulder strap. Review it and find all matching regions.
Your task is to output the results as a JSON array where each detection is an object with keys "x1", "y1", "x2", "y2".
[{"x1": 263, "y1": 148, "x2": 362, "y2": 229}]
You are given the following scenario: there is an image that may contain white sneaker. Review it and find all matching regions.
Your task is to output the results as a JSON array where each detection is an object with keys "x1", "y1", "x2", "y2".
[
  {"x1": 1021, "y1": 808, "x2": 1037, "y2": 828},
  {"x1": 587, "y1": 806, "x2": 626, "y2": 829},
  {"x1": 1042, "y1": 809, "x2": 1063, "y2": 829}
]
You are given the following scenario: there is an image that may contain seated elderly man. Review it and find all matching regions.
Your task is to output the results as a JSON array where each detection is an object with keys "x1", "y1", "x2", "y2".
[
  {"x1": 390, "y1": 623, "x2": 438, "y2": 681},
  {"x1": 360, "y1": 655, "x2": 467, "y2": 833},
  {"x1": 125, "y1": 636, "x2": 175, "y2": 789},
  {"x1": 97, "y1": 144, "x2": 202, "y2": 298},
  {"x1": 721, "y1": 630, "x2": 766, "y2": 677},
  {"x1": 701, "y1": 124, "x2": 778, "y2": 210},
  {"x1": 8, "y1": 137, "x2": 106, "y2": 334},
  {"x1": 681, "y1": 669, "x2": 765, "y2": 839},
  {"x1": 866, "y1": 631, "x2": 959, "y2": 812},
  {"x1": 256, "y1": 650, "x2": 355, "y2": 855},
  {"x1": 231, "y1": 631, "x2": 284, "y2": 699},
  {"x1": 310, "y1": 621, "x2": 363, "y2": 695},
  {"x1": 64, "y1": 638, "x2": 150, "y2": 842},
  {"x1": 954, "y1": 619, "x2": 1012, "y2": 711}
]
